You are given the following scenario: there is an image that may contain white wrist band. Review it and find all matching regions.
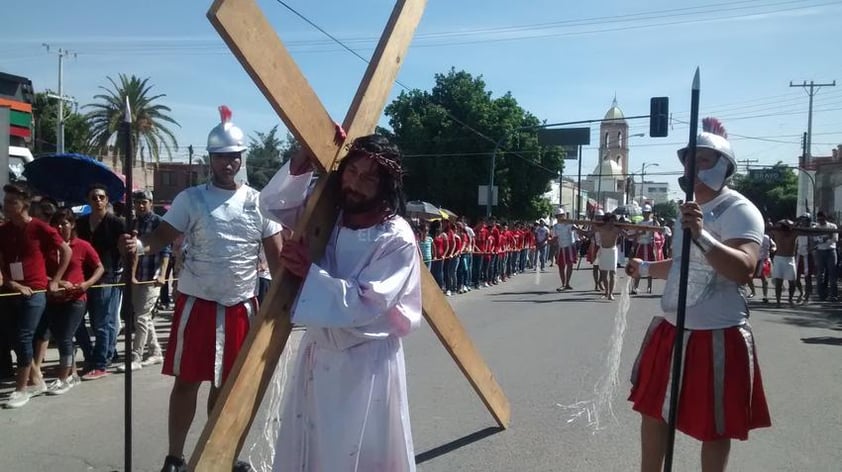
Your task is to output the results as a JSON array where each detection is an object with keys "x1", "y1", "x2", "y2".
[
  {"x1": 638, "y1": 261, "x2": 651, "y2": 278},
  {"x1": 135, "y1": 239, "x2": 147, "y2": 257},
  {"x1": 693, "y1": 229, "x2": 718, "y2": 254}
]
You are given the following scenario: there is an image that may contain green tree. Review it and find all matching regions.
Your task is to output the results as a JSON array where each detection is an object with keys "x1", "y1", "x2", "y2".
[
  {"x1": 246, "y1": 125, "x2": 283, "y2": 190},
  {"x1": 32, "y1": 91, "x2": 92, "y2": 155},
  {"x1": 245, "y1": 128, "x2": 301, "y2": 190},
  {"x1": 84, "y1": 74, "x2": 180, "y2": 165},
  {"x1": 730, "y1": 163, "x2": 798, "y2": 221},
  {"x1": 383, "y1": 69, "x2": 564, "y2": 221},
  {"x1": 653, "y1": 201, "x2": 677, "y2": 220}
]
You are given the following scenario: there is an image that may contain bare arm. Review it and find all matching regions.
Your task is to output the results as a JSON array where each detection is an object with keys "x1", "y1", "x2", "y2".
[
  {"x1": 81, "y1": 263, "x2": 106, "y2": 291},
  {"x1": 52, "y1": 242, "x2": 73, "y2": 284},
  {"x1": 140, "y1": 221, "x2": 182, "y2": 255},
  {"x1": 701, "y1": 239, "x2": 759, "y2": 285},
  {"x1": 157, "y1": 256, "x2": 171, "y2": 284},
  {"x1": 262, "y1": 232, "x2": 284, "y2": 277},
  {"x1": 130, "y1": 254, "x2": 139, "y2": 283}
]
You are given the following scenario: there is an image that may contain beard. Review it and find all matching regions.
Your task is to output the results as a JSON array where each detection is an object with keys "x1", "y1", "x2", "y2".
[{"x1": 340, "y1": 190, "x2": 382, "y2": 214}]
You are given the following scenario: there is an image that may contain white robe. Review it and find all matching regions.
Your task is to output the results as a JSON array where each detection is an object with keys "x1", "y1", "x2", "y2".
[{"x1": 260, "y1": 163, "x2": 422, "y2": 472}]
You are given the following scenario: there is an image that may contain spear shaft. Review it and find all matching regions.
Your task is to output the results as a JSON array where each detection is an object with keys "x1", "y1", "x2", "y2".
[
  {"x1": 120, "y1": 96, "x2": 135, "y2": 472},
  {"x1": 664, "y1": 67, "x2": 701, "y2": 471}
]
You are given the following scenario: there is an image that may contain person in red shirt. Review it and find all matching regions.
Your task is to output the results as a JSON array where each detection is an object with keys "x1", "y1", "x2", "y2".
[
  {"x1": 472, "y1": 219, "x2": 489, "y2": 288},
  {"x1": 0, "y1": 184, "x2": 71, "y2": 408},
  {"x1": 490, "y1": 221, "x2": 502, "y2": 283},
  {"x1": 430, "y1": 220, "x2": 448, "y2": 291},
  {"x1": 501, "y1": 222, "x2": 513, "y2": 280},
  {"x1": 446, "y1": 220, "x2": 461, "y2": 295},
  {"x1": 32, "y1": 209, "x2": 105, "y2": 395}
]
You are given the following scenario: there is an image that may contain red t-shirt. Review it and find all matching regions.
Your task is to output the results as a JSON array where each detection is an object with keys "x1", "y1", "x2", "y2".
[
  {"x1": 0, "y1": 219, "x2": 65, "y2": 291},
  {"x1": 524, "y1": 229, "x2": 535, "y2": 248},
  {"x1": 433, "y1": 235, "x2": 445, "y2": 259},
  {"x1": 491, "y1": 227, "x2": 501, "y2": 253},
  {"x1": 446, "y1": 230, "x2": 457, "y2": 257},
  {"x1": 475, "y1": 226, "x2": 488, "y2": 253},
  {"x1": 503, "y1": 230, "x2": 513, "y2": 251},
  {"x1": 46, "y1": 237, "x2": 101, "y2": 302}
]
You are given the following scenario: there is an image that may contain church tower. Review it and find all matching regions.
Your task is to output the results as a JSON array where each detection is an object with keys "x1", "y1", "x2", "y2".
[{"x1": 599, "y1": 97, "x2": 629, "y2": 195}]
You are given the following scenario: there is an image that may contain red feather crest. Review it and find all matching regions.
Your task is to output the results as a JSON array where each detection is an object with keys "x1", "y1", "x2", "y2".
[
  {"x1": 218, "y1": 105, "x2": 232, "y2": 124},
  {"x1": 702, "y1": 117, "x2": 727, "y2": 138}
]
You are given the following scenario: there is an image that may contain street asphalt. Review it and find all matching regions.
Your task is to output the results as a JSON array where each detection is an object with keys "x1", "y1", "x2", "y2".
[{"x1": 1, "y1": 265, "x2": 840, "y2": 471}]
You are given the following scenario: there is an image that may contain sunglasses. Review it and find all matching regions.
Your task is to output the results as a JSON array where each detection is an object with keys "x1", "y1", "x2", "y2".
[{"x1": 90, "y1": 194, "x2": 108, "y2": 201}]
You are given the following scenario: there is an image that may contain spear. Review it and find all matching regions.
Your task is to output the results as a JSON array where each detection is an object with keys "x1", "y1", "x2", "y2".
[
  {"x1": 664, "y1": 67, "x2": 701, "y2": 471},
  {"x1": 120, "y1": 96, "x2": 135, "y2": 472}
]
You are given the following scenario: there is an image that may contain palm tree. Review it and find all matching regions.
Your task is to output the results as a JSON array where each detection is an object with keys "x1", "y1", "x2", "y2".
[{"x1": 85, "y1": 74, "x2": 180, "y2": 165}]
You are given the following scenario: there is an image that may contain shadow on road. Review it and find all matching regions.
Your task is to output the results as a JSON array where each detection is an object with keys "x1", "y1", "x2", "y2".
[
  {"x1": 801, "y1": 336, "x2": 842, "y2": 346},
  {"x1": 414, "y1": 426, "x2": 504, "y2": 464},
  {"x1": 756, "y1": 301, "x2": 842, "y2": 331}
]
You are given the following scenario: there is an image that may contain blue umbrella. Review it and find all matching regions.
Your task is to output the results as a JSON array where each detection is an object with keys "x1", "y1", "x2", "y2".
[{"x1": 23, "y1": 153, "x2": 126, "y2": 205}]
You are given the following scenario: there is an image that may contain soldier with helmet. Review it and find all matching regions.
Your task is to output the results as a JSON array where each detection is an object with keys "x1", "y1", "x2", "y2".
[
  {"x1": 626, "y1": 118, "x2": 771, "y2": 471},
  {"x1": 120, "y1": 106, "x2": 284, "y2": 472}
]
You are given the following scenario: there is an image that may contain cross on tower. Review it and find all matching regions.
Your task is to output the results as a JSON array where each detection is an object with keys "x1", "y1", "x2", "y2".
[{"x1": 190, "y1": 1, "x2": 511, "y2": 469}]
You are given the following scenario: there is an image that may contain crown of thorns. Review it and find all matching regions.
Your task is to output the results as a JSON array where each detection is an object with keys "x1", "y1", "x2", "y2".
[{"x1": 344, "y1": 141, "x2": 405, "y2": 179}]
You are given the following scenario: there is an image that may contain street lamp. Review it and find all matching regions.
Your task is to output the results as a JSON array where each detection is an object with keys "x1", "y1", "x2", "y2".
[{"x1": 640, "y1": 162, "x2": 659, "y2": 204}]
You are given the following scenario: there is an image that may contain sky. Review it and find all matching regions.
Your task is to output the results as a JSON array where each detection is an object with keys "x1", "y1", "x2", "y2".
[{"x1": 3, "y1": 0, "x2": 841, "y2": 201}]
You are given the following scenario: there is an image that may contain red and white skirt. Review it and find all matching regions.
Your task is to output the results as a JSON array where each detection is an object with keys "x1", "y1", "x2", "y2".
[
  {"x1": 557, "y1": 245, "x2": 578, "y2": 267},
  {"x1": 162, "y1": 294, "x2": 256, "y2": 387},
  {"x1": 635, "y1": 243, "x2": 658, "y2": 262},
  {"x1": 628, "y1": 316, "x2": 771, "y2": 441}
]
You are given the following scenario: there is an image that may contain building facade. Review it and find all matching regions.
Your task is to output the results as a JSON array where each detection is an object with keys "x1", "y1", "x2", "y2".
[
  {"x1": 639, "y1": 181, "x2": 671, "y2": 204},
  {"x1": 153, "y1": 162, "x2": 209, "y2": 204},
  {"x1": 585, "y1": 98, "x2": 630, "y2": 208},
  {"x1": 812, "y1": 145, "x2": 842, "y2": 222}
]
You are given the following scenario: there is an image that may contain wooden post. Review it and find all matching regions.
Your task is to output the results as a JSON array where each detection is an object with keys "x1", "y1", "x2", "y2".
[{"x1": 190, "y1": 1, "x2": 510, "y2": 469}]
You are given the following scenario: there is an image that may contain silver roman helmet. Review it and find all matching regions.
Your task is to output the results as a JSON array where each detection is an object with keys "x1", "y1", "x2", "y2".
[
  {"x1": 677, "y1": 117, "x2": 736, "y2": 177},
  {"x1": 207, "y1": 105, "x2": 247, "y2": 154}
]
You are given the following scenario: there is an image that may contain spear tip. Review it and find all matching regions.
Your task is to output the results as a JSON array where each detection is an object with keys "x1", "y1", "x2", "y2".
[
  {"x1": 123, "y1": 96, "x2": 132, "y2": 124},
  {"x1": 692, "y1": 67, "x2": 700, "y2": 91}
]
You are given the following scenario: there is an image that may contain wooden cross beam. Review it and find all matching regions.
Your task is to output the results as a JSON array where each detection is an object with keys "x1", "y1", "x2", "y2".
[
  {"x1": 558, "y1": 218, "x2": 665, "y2": 232},
  {"x1": 190, "y1": 1, "x2": 511, "y2": 469}
]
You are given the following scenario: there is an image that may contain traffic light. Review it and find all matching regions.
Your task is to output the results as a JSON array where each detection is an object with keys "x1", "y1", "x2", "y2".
[{"x1": 649, "y1": 97, "x2": 669, "y2": 138}]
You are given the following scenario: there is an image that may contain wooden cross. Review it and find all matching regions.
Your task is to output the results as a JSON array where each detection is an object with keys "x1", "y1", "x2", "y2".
[{"x1": 190, "y1": 1, "x2": 511, "y2": 469}]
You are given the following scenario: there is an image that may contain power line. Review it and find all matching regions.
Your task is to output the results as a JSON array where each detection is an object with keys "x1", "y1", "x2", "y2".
[
  {"x1": 7, "y1": 0, "x2": 835, "y2": 59},
  {"x1": 273, "y1": 0, "x2": 560, "y2": 175}
]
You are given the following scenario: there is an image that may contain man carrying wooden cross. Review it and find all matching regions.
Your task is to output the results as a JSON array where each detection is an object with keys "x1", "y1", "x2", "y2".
[{"x1": 259, "y1": 133, "x2": 422, "y2": 472}]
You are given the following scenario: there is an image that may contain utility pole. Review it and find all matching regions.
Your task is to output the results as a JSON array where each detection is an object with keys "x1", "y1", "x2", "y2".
[
  {"x1": 43, "y1": 44, "x2": 77, "y2": 154},
  {"x1": 188, "y1": 145, "x2": 194, "y2": 186},
  {"x1": 790, "y1": 80, "x2": 836, "y2": 162},
  {"x1": 737, "y1": 158, "x2": 758, "y2": 173},
  {"x1": 791, "y1": 80, "x2": 835, "y2": 216}
]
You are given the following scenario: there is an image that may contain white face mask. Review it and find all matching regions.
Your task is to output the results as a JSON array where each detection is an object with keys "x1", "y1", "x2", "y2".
[{"x1": 697, "y1": 156, "x2": 731, "y2": 192}]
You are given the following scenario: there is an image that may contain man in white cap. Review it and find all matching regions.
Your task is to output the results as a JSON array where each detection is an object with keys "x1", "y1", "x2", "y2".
[
  {"x1": 533, "y1": 218, "x2": 550, "y2": 271},
  {"x1": 631, "y1": 203, "x2": 658, "y2": 294},
  {"x1": 586, "y1": 210, "x2": 605, "y2": 292},
  {"x1": 794, "y1": 213, "x2": 815, "y2": 303},
  {"x1": 550, "y1": 207, "x2": 580, "y2": 291},
  {"x1": 121, "y1": 106, "x2": 283, "y2": 472},
  {"x1": 627, "y1": 117, "x2": 770, "y2": 471}
]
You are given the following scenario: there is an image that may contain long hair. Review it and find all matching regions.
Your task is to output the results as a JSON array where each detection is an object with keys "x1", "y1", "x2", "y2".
[{"x1": 333, "y1": 134, "x2": 407, "y2": 218}]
